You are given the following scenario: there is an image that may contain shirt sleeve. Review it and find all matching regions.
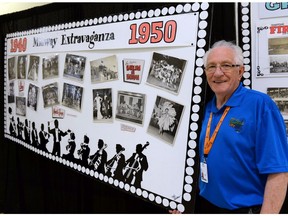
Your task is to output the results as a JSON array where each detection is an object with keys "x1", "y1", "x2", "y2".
[{"x1": 256, "y1": 97, "x2": 288, "y2": 174}]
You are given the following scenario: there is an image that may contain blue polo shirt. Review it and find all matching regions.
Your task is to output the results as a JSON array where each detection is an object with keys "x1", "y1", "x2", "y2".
[{"x1": 199, "y1": 83, "x2": 288, "y2": 210}]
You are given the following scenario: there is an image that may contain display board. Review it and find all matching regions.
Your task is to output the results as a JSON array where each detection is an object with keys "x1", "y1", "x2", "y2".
[
  {"x1": 249, "y1": 2, "x2": 288, "y2": 140},
  {"x1": 4, "y1": 3, "x2": 211, "y2": 213}
]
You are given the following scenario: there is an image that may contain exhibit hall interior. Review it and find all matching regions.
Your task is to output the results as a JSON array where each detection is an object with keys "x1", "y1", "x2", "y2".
[{"x1": 1, "y1": 2, "x2": 287, "y2": 214}]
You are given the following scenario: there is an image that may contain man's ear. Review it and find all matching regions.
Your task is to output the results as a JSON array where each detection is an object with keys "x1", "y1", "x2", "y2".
[{"x1": 238, "y1": 65, "x2": 245, "y2": 80}]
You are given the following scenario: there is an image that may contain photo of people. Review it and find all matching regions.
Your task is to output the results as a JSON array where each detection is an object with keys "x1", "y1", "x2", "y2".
[
  {"x1": 116, "y1": 91, "x2": 145, "y2": 125},
  {"x1": 16, "y1": 96, "x2": 26, "y2": 116},
  {"x1": 27, "y1": 55, "x2": 40, "y2": 81},
  {"x1": 8, "y1": 81, "x2": 15, "y2": 103},
  {"x1": 147, "y1": 96, "x2": 184, "y2": 145},
  {"x1": 92, "y1": 88, "x2": 113, "y2": 122},
  {"x1": 270, "y1": 55, "x2": 288, "y2": 74},
  {"x1": 42, "y1": 82, "x2": 59, "y2": 108},
  {"x1": 146, "y1": 52, "x2": 186, "y2": 94},
  {"x1": 267, "y1": 87, "x2": 288, "y2": 116},
  {"x1": 63, "y1": 54, "x2": 86, "y2": 81},
  {"x1": 8, "y1": 56, "x2": 16, "y2": 80},
  {"x1": 27, "y1": 83, "x2": 39, "y2": 111},
  {"x1": 42, "y1": 54, "x2": 59, "y2": 79},
  {"x1": 17, "y1": 55, "x2": 27, "y2": 79},
  {"x1": 90, "y1": 55, "x2": 118, "y2": 83},
  {"x1": 267, "y1": 37, "x2": 288, "y2": 74},
  {"x1": 62, "y1": 82, "x2": 83, "y2": 112},
  {"x1": 268, "y1": 37, "x2": 288, "y2": 55}
]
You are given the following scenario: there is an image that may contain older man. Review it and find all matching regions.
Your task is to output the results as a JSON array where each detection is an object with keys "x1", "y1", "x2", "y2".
[{"x1": 171, "y1": 40, "x2": 288, "y2": 214}]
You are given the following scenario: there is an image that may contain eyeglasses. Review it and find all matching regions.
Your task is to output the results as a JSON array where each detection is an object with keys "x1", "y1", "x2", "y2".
[{"x1": 205, "y1": 63, "x2": 240, "y2": 74}]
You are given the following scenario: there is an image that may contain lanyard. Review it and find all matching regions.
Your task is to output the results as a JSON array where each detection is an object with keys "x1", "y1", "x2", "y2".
[{"x1": 204, "y1": 106, "x2": 230, "y2": 157}]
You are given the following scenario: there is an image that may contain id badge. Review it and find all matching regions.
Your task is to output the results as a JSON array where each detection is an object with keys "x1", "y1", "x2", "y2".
[{"x1": 200, "y1": 161, "x2": 208, "y2": 183}]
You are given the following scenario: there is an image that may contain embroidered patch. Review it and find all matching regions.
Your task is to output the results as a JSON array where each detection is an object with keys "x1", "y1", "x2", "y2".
[{"x1": 229, "y1": 118, "x2": 245, "y2": 132}]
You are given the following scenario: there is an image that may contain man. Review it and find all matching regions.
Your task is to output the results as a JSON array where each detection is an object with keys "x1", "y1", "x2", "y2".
[
  {"x1": 39, "y1": 123, "x2": 50, "y2": 152},
  {"x1": 48, "y1": 119, "x2": 69, "y2": 156},
  {"x1": 106, "y1": 144, "x2": 126, "y2": 180},
  {"x1": 170, "y1": 40, "x2": 288, "y2": 214},
  {"x1": 89, "y1": 139, "x2": 107, "y2": 173},
  {"x1": 124, "y1": 142, "x2": 149, "y2": 188}
]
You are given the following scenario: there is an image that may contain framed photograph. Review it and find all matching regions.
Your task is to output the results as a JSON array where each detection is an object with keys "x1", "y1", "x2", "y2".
[
  {"x1": 62, "y1": 82, "x2": 83, "y2": 112},
  {"x1": 27, "y1": 55, "x2": 40, "y2": 81},
  {"x1": 17, "y1": 55, "x2": 27, "y2": 79},
  {"x1": 8, "y1": 81, "x2": 15, "y2": 103},
  {"x1": 146, "y1": 52, "x2": 187, "y2": 94},
  {"x1": 270, "y1": 55, "x2": 288, "y2": 74},
  {"x1": 42, "y1": 82, "x2": 59, "y2": 108},
  {"x1": 147, "y1": 96, "x2": 184, "y2": 145},
  {"x1": 90, "y1": 55, "x2": 118, "y2": 83},
  {"x1": 92, "y1": 88, "x2": 113, "y2": 122},
  {"x1": 27, "y1": 83, "x2": 39, "y2": 111},
  {"x1": 16, "y1": 96, "x2": 26, "y2": 116},
  {"x1": 115, "y1": 90, "x2": 146, "y2": 125},
  {"x1": 8, "y1": 57, "x2": 16, "y2": 80},
  {"x1": 267, "y1": 87, "x2": 288, "y2": 117},
  {"x1": 269, "y1": 37, "x2": 288, "y2": 55},
  {"x1": 63, "y1": 54, "x2": 86, "y2": 81},
  {"x1": 122, "y1": 58, "x2": 145, "y2": 84},
  {"x1": 42, "y1": 54, "x2": 59, "y2": 79}
]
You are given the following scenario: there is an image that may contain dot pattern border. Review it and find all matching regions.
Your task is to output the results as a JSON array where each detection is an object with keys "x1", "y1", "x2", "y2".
[{"x1": 4, "y1": 3, "x2": 211, "y2": 213}]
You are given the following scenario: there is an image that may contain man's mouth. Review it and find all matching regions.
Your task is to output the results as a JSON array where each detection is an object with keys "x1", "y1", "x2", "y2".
[{"x1": 213, "y1": 80, "x2": 226, "y2": 83}]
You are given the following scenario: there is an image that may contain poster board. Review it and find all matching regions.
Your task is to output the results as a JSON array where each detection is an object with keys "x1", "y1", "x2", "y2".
[
  {"x1": 249, "y1": 2, "x2": 288, "y2": 138},
  {"x1": 4, "y1": 3, "x2": 211, "y2": 213}
]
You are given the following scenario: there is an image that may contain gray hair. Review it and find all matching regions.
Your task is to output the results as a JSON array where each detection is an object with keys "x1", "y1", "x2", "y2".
[{"x1": 203, "y1": 40, "x2": 244, "y2": 67}]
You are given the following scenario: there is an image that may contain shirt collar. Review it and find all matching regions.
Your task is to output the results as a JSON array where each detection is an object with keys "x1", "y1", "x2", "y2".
[{"x1": 210, "y1": 83, "x2": 245, "y2": 113}]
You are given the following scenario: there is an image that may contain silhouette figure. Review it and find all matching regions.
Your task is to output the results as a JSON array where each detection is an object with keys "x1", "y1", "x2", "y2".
[
  {"x1": 106, "y1": 144, "x2": 126, "y2": 180},
  {"x1": 124, "y1": 142, "x2": 149, "y2": 187},
  {"x1": 48, "y1": 119, "x2": 69, "y2": 156},
  {"x1": 89, "y1": 139, "x2": 107, "y2": 173}
]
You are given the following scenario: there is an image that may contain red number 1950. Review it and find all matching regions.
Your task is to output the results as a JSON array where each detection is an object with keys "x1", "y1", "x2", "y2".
[{"x1": 129, "y1": 20, "x2": 177, "y2": 45}]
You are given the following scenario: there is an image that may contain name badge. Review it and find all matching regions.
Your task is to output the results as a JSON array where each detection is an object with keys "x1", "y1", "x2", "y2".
[{"x1": 200, "y1": 161, "x2": 208, "y2": 183}]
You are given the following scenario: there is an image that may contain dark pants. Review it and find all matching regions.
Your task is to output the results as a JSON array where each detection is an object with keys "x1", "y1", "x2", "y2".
[
  {"x1": 194, "y1": 194, "x2": 261, "y2": 214},
  {"x1": 52, "y1": 141, "x2": 61, "y2": 156}
]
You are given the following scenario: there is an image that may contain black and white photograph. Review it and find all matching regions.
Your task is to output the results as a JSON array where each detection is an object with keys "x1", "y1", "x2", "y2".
[
  {"x1": 90, "y1": 55, "x2": 118, "y2": 83},
  {"x1": 267, "y1": 87, "x2": 288, "y2": 116},
  {"x1": 93, "y1": 88, "x2": 113, "y2": 122},
  {"x1": 146, "y1": 52, "x2": 186, "y2": 94},
  {"x1": 42, "y1": 82, "x2": 59, "y2": 108},
  {"x1": 268, "y1": 37, "x2": 288, "y2": 55},
  {"x1": 269, "y1": 55, "x2": 288, "y2": 74},
  {"x1": 122, "y1": 58, "x2": 145, "y2": 84},
  {"x1": 116, "y1": 91, "x2": 145, "y2": 125},
  {"x1": 8, "y1": 56, "x2": 16, "y2": 80},
  {"x1": 27, "y1": 83, "x2": 39, "y2": 111},
  {"x1": 147, "y1": 96, "x2": 184, "y2": 145},
  {"x1": 27, "y1": 55, "x2": 40, "y2": 81},
  {"x1": 62, "y1": 82, "x2": 83, "y2": 112},
  {"x1": 17, "y1": 55, "x2": 27, "y2": 79},
  {"x1": 8, "y1": 81, "x2": 15, "y2": 103},
  {"x1": 42, "y1": 54, "x2": 59, "y2": 79},
  {"x1": 63, "y1": 54, "x2": 86, "y2": 81},
  {"x1": 16, "y1": 96, "x2": 26, "y2": 116}
]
